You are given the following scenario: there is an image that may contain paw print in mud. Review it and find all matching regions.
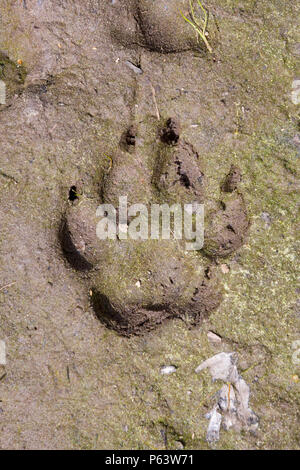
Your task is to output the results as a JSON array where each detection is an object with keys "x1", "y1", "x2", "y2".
[
  {"x1": 112, "y1": 0, "x2": 216, "y2": 54},
  {"x1": 61, "y1": 118, "x2": 249, "y2": 335}
]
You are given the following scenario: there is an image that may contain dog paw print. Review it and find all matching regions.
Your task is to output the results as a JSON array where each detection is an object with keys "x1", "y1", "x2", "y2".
[{"x1": 61, "y1": 118, "x2": 249, "y2": 335}]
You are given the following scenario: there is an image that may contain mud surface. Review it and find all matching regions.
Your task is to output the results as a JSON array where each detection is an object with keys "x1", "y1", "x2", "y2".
[
  {"x1": 0, "y1": 0, "x2": 299, "y2": 450},
  {"x1": 63, "y1": 114, "x2": 248, "y2": 334}
]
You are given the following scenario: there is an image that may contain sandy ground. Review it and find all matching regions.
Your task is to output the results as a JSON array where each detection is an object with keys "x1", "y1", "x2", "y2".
[{"x1": 0, "y1": 0, "x2": 299, "y2": 449}]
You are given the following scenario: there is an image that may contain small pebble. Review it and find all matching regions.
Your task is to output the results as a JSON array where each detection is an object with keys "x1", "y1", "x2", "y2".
[{"x1": 292, "y1": 374, "x2": 299, "y2": 383}]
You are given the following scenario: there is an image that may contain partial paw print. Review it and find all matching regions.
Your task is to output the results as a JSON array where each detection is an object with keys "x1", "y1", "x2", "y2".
[
  {"x1": 60, "y1": 118, "x2": 249, "y2": 335},
  {"x1": 110, "y1": 0, "x2": 218, "y2": 54}
]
